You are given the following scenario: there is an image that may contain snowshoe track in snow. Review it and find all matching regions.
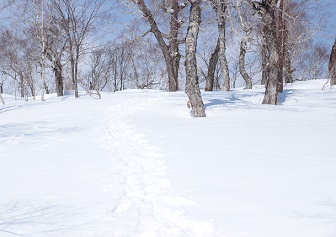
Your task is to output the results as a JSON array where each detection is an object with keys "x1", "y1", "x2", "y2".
[{"x1": 103, "y1": 93, "x2": 215, "y2": 236}]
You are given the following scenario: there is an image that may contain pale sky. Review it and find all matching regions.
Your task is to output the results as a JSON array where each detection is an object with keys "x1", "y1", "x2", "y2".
[{"x1": 319, "y1": 0, "x2": 336, "y2": 45}]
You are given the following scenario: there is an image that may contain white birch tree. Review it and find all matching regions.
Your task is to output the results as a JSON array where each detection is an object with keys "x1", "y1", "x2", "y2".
[
  {"x1": 185, "y1": 0, "x2": 205, "y2": 117},
  {"x1": 208, "y1": 0, "x2": 231, "y2": 91}
]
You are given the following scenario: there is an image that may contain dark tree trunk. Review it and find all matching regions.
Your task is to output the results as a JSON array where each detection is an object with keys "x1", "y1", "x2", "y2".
[
  {"x1": 67, "y1": 36, "x2": 79, "y2": 98},
  {"x1": 0, "y1": 89, "x2": 4, "y2": 105},
  {"x1": 205, "y1": 38, "x2": 220, "y2": 91},
  {"x1": 210, "y1": 1, "x2": 230, "y2": 91},
  {"x1": 168, "y1": 0, "x2": 181, "y2": 91},
  {"x1": 261, "y1": 43, "x2": 268, "y2": 85},
  {"x1": 54, "y1": 59, "x2": 64, "y2": 96},
  {"x1": 277, "y1": 0, "x2": 284, "y2": 92},
  {"x1": 283, "y1": 19, "x2": 293, "y2": 84},
  {"x1": 282, "y1": 0, "x2": 294, "y2": 84},
  {"x1": 69, "y1": 41, "x2": 78, "y2": 98},
  {"x1": 29, "y1": 83, "x2": 35, "y2": 99},
  {"x1": 284, "y1": 50, "x2": 293, "y2": 83},
  {"x1": 185, "y1": 0, "x2": 206, "y2": 117},
  {"x1": 328, "y1": 40, "x2": 336, "y2": 86},
  {"x1": 113, "y1": 68, "x2": 117, "y2": 92},
  {"x1": 215, "y1": 72, "x2": 221, "y2": 90},
  {"x1": 0, "y1": 82, "x2": 3, "y2": 94},
  {"x1": 239, "y1": 39, "x2": 253, "y2": 89},
  {"x1": 74, "y1": 46, "x2": 80, "y2": 98},
  {"x1": 133, "y1": 0, "x2": 181, "y2": 92},
  {"x1": 119, "y1": 68, "x2": 123, "y2": 91},
  {"x1": 71, "y1": 59, "x2": 78, "y2": 98},
  {"x1": 44, "y1": 82, "x2": 50, "y2": 94},
  {"x1": 260, "y1": 0, "x2": 280, "y2": 105},
  {"x1": 45, "y1": 47, "x2": 65, "y2": 97},
  {"x1": 219, "y1": 6, "x2": 230, "y2": 91},
  {"x1": 166, "y1": 58, "x2": 178, "y2": 91},
  {"x1": 19, "y1": 74, "x2": 24, "y2": 98}
]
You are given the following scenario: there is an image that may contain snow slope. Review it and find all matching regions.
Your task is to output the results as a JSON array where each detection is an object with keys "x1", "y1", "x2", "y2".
[{"x1": 0, "y1": 80, "x2": 336, "y2": 237}]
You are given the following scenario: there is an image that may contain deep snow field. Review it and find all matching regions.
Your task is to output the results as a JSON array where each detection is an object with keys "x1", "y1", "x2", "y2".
[{"x1": 1, "y1": 79, "x2": 336, "y2": 237}]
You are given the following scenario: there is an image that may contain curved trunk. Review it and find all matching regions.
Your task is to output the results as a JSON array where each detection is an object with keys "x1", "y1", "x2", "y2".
[
  {"x1": 239, "y1": 39, "x2": 252, "y2": 89},
  {"x1": 205, "y1": 38, "x2": 220, "y2": 91},
  {"x1": 185, "y1": 0, "x2": 205, "y2": 117},
  {"x1": 134, "y1": 0, "x2": 180, "y2": 92}
]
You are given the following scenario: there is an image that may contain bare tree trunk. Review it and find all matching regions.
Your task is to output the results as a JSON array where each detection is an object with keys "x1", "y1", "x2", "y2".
[
  {"x1": 215, "y1": 71, "x2": 221, "y2": 90},
  {"x1": 165, "y1": 51, "x2": 179, "y2": 92},
  {"x1": 185, "y1": 0, "x2": 205, "y2": 117},
  {"x1": 70, "y1": 60, "x2": 78, "y2": 97},
  {"x1": 70, "y1": 57, "x2": 78, "y2": 97},
  {"x1": 33, "y1": 0, "x2": 46, "y2": 101},
  {"x1": 40, "y1": 0, "x2": 46, "y2": 101},
  {"x1": 235, "y1": 0, "x2": 253, "y2": 89},
  {"x1": 45, "y1": 51, "x2": 64, "y2": 96},
  {"x1": 19, "y1": 74, "x2": 25, "y2": 98},
  {"x1": 284, "y1": 49, "x2": 293, "y2": 83},
  {"x1": 329, "y1": 40, "x2": 336, "y2": 86},
  {"x1": 74, "y1": 62, "x2": 79, "y2": 98},
  {"x1": 168, "y1": 0, "x2": 181, "y2": 91},
  {"x1": 69, "y1": 43, "x2": 79, "y2": 98},
  {"x1": 54, "y1": 58, "x2": 64, "y2": 96},
  {"x1": 239, "y1": 39, "x2": 252, "y2": 89},
  {"x1": 120, "y1": 73, "x2": 123, "y2": 91},
  {"x1": 29, "y1": 83, "x2": 35, "y2": 99},
  {"x1": 283, "y1": 17, "x2": 293, "y2": 84},
  {"x1": 261, "y1": 43, "x2": 268, "y2": 85},
  {"x1": 0, "y1": 92, "x2": 4, "y2": 105},
  {"x1": 14, "y1": 75, "x2": 17, "y2": 100},
  {"x1": 53, "y1": 0, "x2": 105, "y2": 98},
  {"x1": 113, "y1": 67, "x2": 117, "y2": 92},
  {"x1": 0, "y1": 82, "x2": 4, "y2": 105},
  {"x1": 210, "y1": 1, "x2": 231, "y2": 91},
  {"x1": 44, "y1": 82, "x2": 50, "y2": 94},
  {"x1": 277, "y1": 0, "x2": 284, "y2": 92},
  {"x1": 44, "y1": 37, "x2": 66, "y2": 97},
  {"x1": 205, "y1": 38, "x2": 220, "y2": 91},
  {"x1": 259, "y1": 0, "x2": 280, "y2": 105},
  {"x1": 132, "y1": 0, "x2": 182, "y2": 91}
]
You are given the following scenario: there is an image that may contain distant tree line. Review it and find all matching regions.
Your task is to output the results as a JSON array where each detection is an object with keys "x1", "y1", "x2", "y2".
[{"x1": 0, "y1": 0, "x2": 333, "y2": 116}]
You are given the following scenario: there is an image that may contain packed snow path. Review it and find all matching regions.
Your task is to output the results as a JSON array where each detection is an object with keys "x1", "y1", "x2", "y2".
[
  {"x1": 1, "y1": 80, "x2": 336, "y2": 237},
  {"x1": 102, "y1": 93, "x2": 214, "y2": 236}
]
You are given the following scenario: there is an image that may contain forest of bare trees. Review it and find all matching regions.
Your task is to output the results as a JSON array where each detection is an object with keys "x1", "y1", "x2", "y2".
[{"x1": 0, "y1": 0, "x2": 334, "y2": 116}]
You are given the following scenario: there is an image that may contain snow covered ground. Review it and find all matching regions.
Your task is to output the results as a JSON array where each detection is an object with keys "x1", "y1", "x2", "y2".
[{"x1": 0, "y1": 79, "x2": 336, "y2": 237}]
